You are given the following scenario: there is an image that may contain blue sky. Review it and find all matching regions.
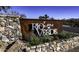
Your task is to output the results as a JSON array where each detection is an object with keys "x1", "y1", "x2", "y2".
[{"x1": 11, "y1": 6, "x2": 79, "y2": 19}]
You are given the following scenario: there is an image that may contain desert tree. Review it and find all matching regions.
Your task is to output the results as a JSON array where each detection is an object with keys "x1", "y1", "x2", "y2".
[
  {"x1": 44, "y1": 14, "x2": 49, "y2": 19},
  {"x1": 39, "y1": 16, "x2": 44, "y2": 19},
  {"x1": 39, "y1": 14, "x2": 49, "y2": 20},
  {"x1": 0, "y1": 6, "x2": 11, "y2": 12}
]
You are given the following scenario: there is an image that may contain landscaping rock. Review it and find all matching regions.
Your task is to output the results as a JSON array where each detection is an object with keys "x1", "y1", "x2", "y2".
[
  {"x1": 0, "y1": 15, "x2": 22, "y2": 42},
  {"x1": 2, "y1": 35, "x2": 9, "y2": 42},
  {"x1": 41, "y1": 44, "x2": 47, "y2": 52},
  {"x1": 26, "y1": 47, "x2": 30, "y2": 52},
  {"x1": 36, "y1": 45, "x2": 41, "y2": 52},
  {"x1": 0, "y1": 40, "x2": 8, "y2": 52}
]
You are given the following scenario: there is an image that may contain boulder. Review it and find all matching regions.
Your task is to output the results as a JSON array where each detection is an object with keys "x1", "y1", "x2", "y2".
[
  {"x1": 0, "y1": 40, "x2": 8, "y2": 52},
  {"x1": 2, "y1": 35, "x2": 9, "y2": 42},
  {"x1": 57, "y1": 46, "x2": 61, "y2": 51},
  {"x1": 41, "y1": 45, "x2": 47, "y2": 52},
  {"x1": 36, "y1": 45, "x2": 41, "y2": 52},
  {"x1": 7, "y1": 26, "x2": 14, "y2": 29},
  {"x1": 0, "y1": 22, "x2": 5, "y2": 27},
  {"x1": 0, "y1": 27, "x2": 5, "y2": 32},
  {"x1": 26, "y1": 47, "x2": 30, "y2": 52}
]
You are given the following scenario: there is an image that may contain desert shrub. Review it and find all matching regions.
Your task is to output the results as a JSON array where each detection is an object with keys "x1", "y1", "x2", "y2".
[
  {"x1": 28, "y1": 34, "x2": 54, "y2": 46},
  {"x1": 39, "y1": 35, "x2": 50, "y2": 43},
  {"x1": 39, "y1": 35, "x2": 54, "y2": 43},
  {"x1": 58, "y1": 32, "x2": 69, "y2": 39},
  {"x1": 53, "y1": 34, "x2": 60, "y2": 40},
  {"x1": 29, "y1": 34, "x2": 40, "y2": 46},
  {"x1": 58, "y1": 31, "x2": 77, "y2": 39},
  {"x1": 27, "y1": 31, "x2": 78, "y2": 46}
]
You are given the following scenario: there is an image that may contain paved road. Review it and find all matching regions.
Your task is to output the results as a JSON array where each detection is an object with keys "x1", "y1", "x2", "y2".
[{"x1": 62, "y1": 26, "x2": 79, "y2": 33}]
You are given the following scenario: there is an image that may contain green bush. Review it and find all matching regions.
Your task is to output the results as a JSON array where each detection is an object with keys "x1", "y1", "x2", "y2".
[
  {"x1": 27, "y1": 31, "x2": 77, "y2": 46},
  {"x1": 28, "y1": 34, "x2": 54, "y2": 46},
  {"x1": 58, "y1": 32, "x2": 68, "y2": 39},
  {"x1": 39, "y1": 35, "x2": 54, "y2": 43},
  {"x1": 58, "y1": 31, "x2": 76, "y2": 39},
  {"x1": 29, "y1": 34, "x2": 40, "y2": 46},
  {"x1": 40, "y1": 35, "x2": 50, "y2": 43}
]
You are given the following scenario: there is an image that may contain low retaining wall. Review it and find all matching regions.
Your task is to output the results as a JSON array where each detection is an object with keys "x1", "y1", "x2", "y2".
[{"x1": 25, "y1": 36, "x2": 79, "y2": 52}]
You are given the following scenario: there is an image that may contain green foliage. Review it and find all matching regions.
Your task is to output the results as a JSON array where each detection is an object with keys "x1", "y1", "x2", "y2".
[
  {"x1": 39, "y1": 35, "x2": 54, "y2": 44},
  {"x1": 58, "y1": 32, "x2": 69, "y2": 39},
  {"x1": 40, "y1": 35, "x2": 50, "y2": 43},
  {"x1": 27, "y1": 31, "x2": 78, "y2": 46},
  {"x1": 29, "y1": 34, "x2": 40, "y2": 46},
  {"x1": 28, "y1": 34, "x2": 54, "y2": 46},
  {"x1": 58, "y1": 31, "x2": 77, "y2": 39}
]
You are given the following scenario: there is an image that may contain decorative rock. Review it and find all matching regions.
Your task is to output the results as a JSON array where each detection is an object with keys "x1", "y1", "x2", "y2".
[
  {"x1": 64, "y1": 44, "x2": 69, "y2": 51},
  {"x1": 0, "y1": 15, "x2": 22, "y2": 42},
  {"x1": 49, "y1": 46, "x2": 53, "y2": 50},
  {"x1": 2, "y1": 35, "x2": 9, "y2": 42},
  {"x1": 0, "y1": 22, "x2": 5, "y2": 27},
  {"x1": 53, "y1": 41, "x2": 57, "y2": 45},
  {"x1": 7, "y1": 26, "x2": 14, "y2": 29},
  {"x1": 41, "y1": 44, "x2": 46, "y2": 48},
  {"x1": 57, "y1": 46, "x2": 61, "y2": 51},
  {"x1": 30, "y1": 46, "x2": 36, "y2": 52},
  {"x1": 51, "y1": 45, "x2": 54, "y2": 48},
  {"x1": 31, "y1": 46, "x2": 36, "y2": 49},
  {"x1": 57, "y1": 43, "x2": 61, "y2": 47},
  {"x1": 45, "y1": 43, "x2": 49, "y2": 46},
  {"x1": 41, "y1": 45, "x2": 47, "y2": 52},
  {"x1": 30, "y1": 49, "x2": 35, "y2": 52},
  {"x1": 46, "y1": 46, "x2": 50, "y2": 52},
  {"x1": 36, "y1": 47, "x2": 41, "y2": 52},
  {"x1": 16, "y1": 31, "x2": 20, "y2": 36},
  {"x1": 26, "y1": 47, "x2": 30, "y2": 52},
  {"x1": 37, "y1": 45, "x2": 41, "y2": 48},
  {"x1": 0, "y1": 27, "x2": 5, "y2": 32},
  {"x1": 77, "y1": 37, "x2": 79, "y2": 39},
  {"x1": 10, "y1": 38, "x2": 15, "y2": 41},
  {"x1": 9, "y1": 19, "x2": 13, "y2": 22},
  {"x1": 41, "y1": 48, "x2": 47, "y2": 52}
]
